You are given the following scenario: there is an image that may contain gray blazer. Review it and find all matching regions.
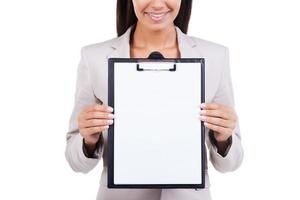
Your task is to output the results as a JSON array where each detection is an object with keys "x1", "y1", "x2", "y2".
[{"x1": 65, "y1": 25, "x2": 244, "y2": 200}]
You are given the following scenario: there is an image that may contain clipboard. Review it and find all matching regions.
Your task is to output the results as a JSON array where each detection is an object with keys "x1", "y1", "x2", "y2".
[{"x1": 107, "y1": 52, "x2": 205, "y2": 189}]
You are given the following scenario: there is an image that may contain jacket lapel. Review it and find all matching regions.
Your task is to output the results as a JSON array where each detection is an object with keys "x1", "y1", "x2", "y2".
[
  {"x1": 106, "y1": 28, "x2": 131, "y2": 59},
  {"x1": 175, "y1": 26, "x2": 202, "y2": 58}
]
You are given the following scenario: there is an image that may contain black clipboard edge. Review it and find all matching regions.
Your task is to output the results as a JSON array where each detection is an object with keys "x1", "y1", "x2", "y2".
[
  {"x1": 108, "y1": 57, "x2": 204, "y2": 64},
  {"x1": 200, "y1": 58, "x2": 205, "y2": 189},
  {"x1": 108, "y1": 58, "x2": 205, "y2": 189},
  {"x1": 107, "y1": 58, "x2": 115, "y2": 189}
]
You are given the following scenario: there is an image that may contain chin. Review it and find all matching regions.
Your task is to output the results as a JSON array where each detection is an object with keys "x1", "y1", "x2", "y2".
[{"x1": 143, "y1": 22, "x2": 174, "y2": 32}]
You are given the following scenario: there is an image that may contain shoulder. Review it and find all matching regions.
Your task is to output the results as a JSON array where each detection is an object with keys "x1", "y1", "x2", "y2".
[
  {"x1": 190, "y1": 35, "x2": 227, "y2": 50},
  {"x1": 187, "y1": 35, "x2": 230, "y2": 74},
  {"x1": 186, "y1": 35, "x2": 228, "y2": 51},
  {"x1": 189, "y1": 35, "x2": 229, "y2": 58},
  {"x1": 79, "y1": 37, "x2": 119, "y2": 61}
]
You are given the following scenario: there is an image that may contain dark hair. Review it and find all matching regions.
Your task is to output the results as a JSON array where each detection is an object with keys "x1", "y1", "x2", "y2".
[{"x1": 116, "y1": 0, "x2": 193, "y2": 37}]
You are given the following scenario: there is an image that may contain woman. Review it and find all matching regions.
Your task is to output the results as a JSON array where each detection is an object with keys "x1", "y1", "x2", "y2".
[{"x1": 65, "y1": 0, "x2": 244, "y2": 199}]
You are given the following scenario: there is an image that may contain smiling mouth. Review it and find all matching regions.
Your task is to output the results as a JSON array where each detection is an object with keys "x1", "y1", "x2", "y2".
[{"x1": 145, "y1": 11, "x2": 170, "y2": 21}]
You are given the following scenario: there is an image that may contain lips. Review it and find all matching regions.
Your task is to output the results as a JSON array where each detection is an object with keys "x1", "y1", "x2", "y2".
[{"x1": 145, "y1": 11, "x2": 169, "y2": 21}]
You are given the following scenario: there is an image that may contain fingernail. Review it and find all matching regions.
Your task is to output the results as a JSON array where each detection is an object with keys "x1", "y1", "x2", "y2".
[
  {"x1": 107, "y1": 106, "x2": 114, "y2": 112},
  {"x1": 108, "y1": 120, "x2": 113, "y2": 124},
  {"x1": 200, "y1": 116, "x2": 206, "y2": 120},
  {"x1": 200, "y1": 110, "x2": 206, "y2": 115},
  {"x1": 108, "y1": 113, "x2": 114, "y2": 118},
  {"x1": 200, "y1": 103, "x2": 206, "y2": 108}
]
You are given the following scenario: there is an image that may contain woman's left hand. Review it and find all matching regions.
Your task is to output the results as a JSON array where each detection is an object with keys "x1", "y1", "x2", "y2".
[{"x1": 199, "y1": 103, "x2": 237, "y2": 142}]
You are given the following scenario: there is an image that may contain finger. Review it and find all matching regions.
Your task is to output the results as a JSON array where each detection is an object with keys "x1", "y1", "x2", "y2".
[
  {"x1": 203, "y1": 122, "x2": 231, "y2": 136},
  {"x1": 200, "y1": 109, "x2": 229, "y2": 119},
  {"x1": 81, "y1": 126, "x2": 109, "y2": 136},
  {"x1": 95, "y1": 104, "x2": 114, "y2": 112},
  {"x1": 84, "y1": 104, "x2": 113, "y2": 113},
  {"x1": 83, "y1": 111, "x2": 114, "y2": 120},
  {"x1": 80, "y1": 119, "x2": 113, "y2": 129},
  {"x1": 200, "y1": 103, "x2": 235, "y2": 116},
  {"x1": 199, "y1": 103, "x2": 224, "y2": 110},
  {"x1": 199, "y1": 116, "x2": 234, "y2": 128}
]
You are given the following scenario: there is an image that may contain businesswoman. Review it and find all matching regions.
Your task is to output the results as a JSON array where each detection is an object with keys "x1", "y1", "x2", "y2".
[{"x1": 65, "y1": 0, "x2": 244, "y2": 199}]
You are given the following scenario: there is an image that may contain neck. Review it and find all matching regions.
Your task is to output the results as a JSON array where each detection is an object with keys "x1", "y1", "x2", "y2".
[{"x1": 131, "y1": 22, "x2": 177, "y2": 52}]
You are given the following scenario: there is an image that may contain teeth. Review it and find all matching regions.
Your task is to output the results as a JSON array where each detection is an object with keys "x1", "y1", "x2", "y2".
[
  {"x1": 149, "y1": 13, "x2": 164, "y2": 17},
  {"x1": 147, "y1": 12, "x2": 167, "y2": 21}
]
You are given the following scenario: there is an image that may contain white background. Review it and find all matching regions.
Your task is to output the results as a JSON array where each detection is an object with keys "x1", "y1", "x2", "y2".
[{"x1": 0, "y1": 0, "x2": 299, "y2": 199}]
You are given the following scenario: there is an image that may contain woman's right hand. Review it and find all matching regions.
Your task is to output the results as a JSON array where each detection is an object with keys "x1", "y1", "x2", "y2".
[{"x1": 77, "y1": 104, "x2": 114, "y2": 150}]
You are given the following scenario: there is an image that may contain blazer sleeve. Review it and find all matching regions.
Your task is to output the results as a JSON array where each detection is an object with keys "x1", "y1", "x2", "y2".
[
  {"x1": 206, "y1": 47, "x2": 244, "y2": 173},
  {"x1": 65, "y1": 47, "x2": 104, "y2": 173}
]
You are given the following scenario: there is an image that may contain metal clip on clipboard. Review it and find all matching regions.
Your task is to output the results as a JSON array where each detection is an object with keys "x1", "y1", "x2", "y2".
[{"x1": 136, "y1": 51, "x2": 176, "y2": 72}]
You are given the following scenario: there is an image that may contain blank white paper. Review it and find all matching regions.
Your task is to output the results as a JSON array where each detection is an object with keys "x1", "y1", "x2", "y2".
[{"x1": 113, "y1": 62, "x2": 202, "y2": 184}]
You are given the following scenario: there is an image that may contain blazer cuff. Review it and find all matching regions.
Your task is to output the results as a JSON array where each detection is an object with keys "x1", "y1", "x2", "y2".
[
  {"x1": 82, "y1": 134, "x2": 103, "y2": 159},
  {"x1": 209, "y1": 131, "x2": 243, "y2": 173},
  {"x1": 75, "y1": 134, "x2": 100, "y2": 164},
  {"x1": 209, "y1": 130, "x2": 232, "y2": 157}
]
